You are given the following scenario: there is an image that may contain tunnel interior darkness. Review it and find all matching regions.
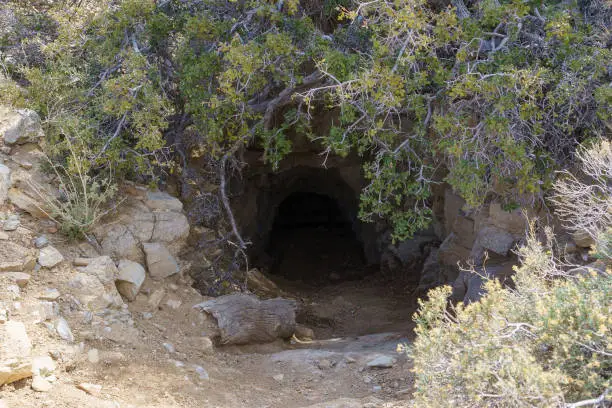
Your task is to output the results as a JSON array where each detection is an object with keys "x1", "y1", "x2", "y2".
[{"x1": 265, "y1": 191, "x2": 368, "y2": 284}]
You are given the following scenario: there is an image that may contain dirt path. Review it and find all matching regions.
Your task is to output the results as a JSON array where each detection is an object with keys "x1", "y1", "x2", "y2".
[{"x1": 1, "y1": 218, "x2": 416, "y2": 408}]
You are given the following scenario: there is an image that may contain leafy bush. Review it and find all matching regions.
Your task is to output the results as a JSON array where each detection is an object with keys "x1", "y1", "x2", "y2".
[{"x1": 409, "y1": 139, "x2": 612, "y2": 407}]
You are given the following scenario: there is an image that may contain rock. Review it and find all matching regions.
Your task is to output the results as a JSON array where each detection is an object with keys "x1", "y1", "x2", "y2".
[
  {"x1": 37, "y1": 288, "x2": 60, "y2": 301},
  {"x1": 151, "y1": 211, "x2": 190, "y2": 245},
  {"x1": 116, "y1": 260, "x2": 146, "y2": 301},
  {"x1": 273, "y1": 374, "x2": 284, "y2": 382},
  {"x1": 55, "y1": 317, "x2": 74, "y2": 343},
  {"x1": 437, "y1": 233, "x2": 472, "y2": 268},
  {"x1": 77, "y1": 382, "x2": 102, "y2": 396},
  {"x1": 144, "y1": 191, "x2": 183, "y2": 212},
  {"x1": 194, "y1": 365, "x2": 209, "y2": 380},
  {"x1": 2, "y1": 214, "x2": 19, "y2": 231},
  {"x1": 7, "y1": 188, "x2": 48, "y2": 218},
  {"x1": 143, "y1": 243, "x2": 179, "y2": 280},
  {"x1": 0, "y1": 231, "x2": 7, "y2": 240},
  {"x1": 31, "y1": 376, "x2": 52, "y2": 392},
  {"x1": 34, "y1": 235, "x2": 49, "y2": 249},
  {"x1": 366, "y1": 355, "x2": 396, "y2": 369},
  {"x1": 73, "y1": 257, "x2": 91, "y2": 266},
  {"x1": 0, "y1": 107, "x2": 44, "y2": 145},
  {"x1": 294, "y1": 325, "x2": 315, "y2": 340},
  {"x1": 451, "y1": 215, "x2": 476, "y2": 248},
  {"x1": 572, "y1": 230, "x2": 595, "y2": 248},
  {"x1": 163, "y1": 343, "x2": 175, "y2": 353},
  {"x1": 38, "y1": 246, "x2": 64, "y2": 268},
  {"x1": 147, "y1": 288, "x2": 166, "y2": 310},
  {"x1": 80, "y1": 256, "x2": 118, "y2": 284},
  {"x1": 87, "y1": 349, "x2": 99, "y2": 364},
  {"x1": 96, "y1": 224, "x2": 143, "y2": 263},
  {"x1": 317, "y1": 359, "x2": 335, "y2": 370},
  {"x1": 37, "y1": 301, "x2": 59, "y2": 322},
  {"x1": 0, "y1": 399, "x2": 8, "y2": 408},
  {"x1": 0, "y1": 272, "x2": 30, "y2": 287},
  {"x1": 0, "y1": 321, "x2": 32, "y2": 385},
  {"x1": 164, "y1": 298, "x2": 181, "y2": 310},
  {"x1": 476, "y1": 225, "x2": 515, "y2": 256},
  {"x1": 246, "y1": 269, "x2": 281, "y2": 298},
  {"x1": 489, "y1": 203, "x2": 530, "y2": 235},
  {"x1": 198, "y1": 337, "x2": 214, "y2": 355},
  {"x1": 32, "y1": 356, "x2": 56, "y2": 378},
  {"x1": 0, "y1": 242, "x2": 33, "y2": 272},
  {"x1": 0, "y1": 165, "x2": 10, "y2": 205}
]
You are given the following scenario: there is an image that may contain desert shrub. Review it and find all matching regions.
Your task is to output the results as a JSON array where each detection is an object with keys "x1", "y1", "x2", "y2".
[{"x1": 409, "y1": 139, "x2": 612, "y2": 407}]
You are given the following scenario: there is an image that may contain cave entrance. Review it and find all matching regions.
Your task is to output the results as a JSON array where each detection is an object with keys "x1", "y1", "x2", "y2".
[{"x1": 266, "y1": 191, "x2": 367, "y2": 284}]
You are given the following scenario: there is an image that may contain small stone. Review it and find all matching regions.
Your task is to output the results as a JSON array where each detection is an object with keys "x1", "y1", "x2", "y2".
[
  {"x1": 142, "y1": 312, "x2": 153, "y2": 320},
  {"x1": 37, "y1": 301, "x2": 59, "y2": 322},
  {"x1": 317, "y1": 359, "x2": 335, "y2": 370},
  {"x1": 32, "y1": 356, "x2": 56, "y2": 378},
  {"x1": 0, "y1": 231, "x2": 8, "y2": 240},
  {"x1": 56, "y1": 317, "x2": 74, "y2": 343},
  {"x1": 77, "y1": 382, "x2": 102, "y2": 396},
  {"x1": 87, "y1": 349, "x2": 100, "y2": 364},
  {"x1": 3, "y1": 214, "x2": 19, "y2": 231},
  {"x1": 366, "y1": 355, "x2": 396, "y2": 369},
  {"x1": 273, "y1": 374, "x2": 284, "y2": 382},
  {"x1": 37, "y1": 288, "x2": 60, "y2": 301},
  {"x1": 198, "y1": 336, "x2": 214, "y2": 355},
  {"x1": 143, "y1": 243, "x2": 179, "y2": 280},
  {"x1": 163, "y1": 343, "x2": 175, "y2": 353},
  {"x1": 372, "y1": 385, "x2": 382, "y2": 393},
  {"x1": 73, "y1": 258, "x2": 91, "y2": 267},
  {"x1": 34, "y1": 236, "x2": 49, "y2": 249},
  {"x1": 31, "y1": 376, "x2": 52, "y2": 392},
  {"x1": 147, "y1": 288, "x2": 166, "y2": 310},
  {"x1": 194, "y1": 365, "x2": 209, "y2": 380},
  {"x1": 38, "y1": 246, "x2": 64, "y2": 268},
  {"x1": 1, "y1": 272, "x2": 30, "y2": 287},
  {"x1": 165, "y1": 298, "x2": 181, "y2": 310},
  {"x1": 115, "y1": 260, "x2": 146, "y2": 301}
]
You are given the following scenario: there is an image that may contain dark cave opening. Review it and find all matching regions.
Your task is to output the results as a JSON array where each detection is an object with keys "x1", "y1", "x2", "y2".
[{"x1": 265, "y1": 191, "x2": 369, "y2": 284}]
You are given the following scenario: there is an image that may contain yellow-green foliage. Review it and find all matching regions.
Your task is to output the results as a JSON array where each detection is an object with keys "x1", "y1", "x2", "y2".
[{"x1": 411, "y1": 251, "x2": 610, "y2": 407}]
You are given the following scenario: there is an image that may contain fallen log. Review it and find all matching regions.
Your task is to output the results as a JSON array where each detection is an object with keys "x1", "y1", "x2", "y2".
[{"x1": 193, "y1": 294, "x2": 297, "y2": 345}]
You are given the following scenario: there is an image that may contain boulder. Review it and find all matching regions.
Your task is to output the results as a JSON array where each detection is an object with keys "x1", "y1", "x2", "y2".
[
  {"x1": 0, "y1": 242, "x2": 36, "y2": 272},
  {"x1": 151, "y1": 211, "x2": 190, "y2": 247},
  {"x1": 144, "y1": 191, "x2": 183, "y2": 212},
  {"x1": 0, "y1": 107, "x2": 44, "y2": 145},
  {"x1": 437, "y1": 233, "x2": 472, "y2": 268},
  {"x1": 116, "y1": 260, "x2": 146, "y2": 301},
  {"x1": 476, "y1": 225, "x2": 515, "y2": 256},
  {"x1": 489, "y1": 203, "x2": 530, "y2": 236},
  {"x1": 0, "y1": 321, "x2": 32, "y2": 385},
  {"x1": 115, "y1": 201, "x2": 155, "y2": 241},
  {"x1": 0, "y1": 164, "x2": 10, "y2": 205},
  {"x1": 143, "y1": 243, "x2": 179, "y2": 280},
  {"x1": 38, "y1": 246, "x2": 64, "y2": 268},
  {"x1": 7, "y1": 188, "x2": 47, "y2": 218},
  {"x1": 451, "y1": 215, "x2": 476, "y2": 248},
  {"x1": 79, "y1": 256, "x2": 118, "y2": 285},
  {"x1": 96, "y1": 224, "x2": 143, "y2": 263}
]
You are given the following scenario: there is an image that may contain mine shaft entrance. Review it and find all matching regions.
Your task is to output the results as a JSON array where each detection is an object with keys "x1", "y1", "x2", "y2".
[{"x1": 265, "y1": 191, "x2": 368, "y2": 285}]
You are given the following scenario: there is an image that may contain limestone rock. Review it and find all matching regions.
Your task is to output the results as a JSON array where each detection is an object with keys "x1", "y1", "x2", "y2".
[
  {"x1": 0, "y1": 321, "x2": 32, "y2": 385},
  {"x1": 151, "y1": 211, "x2": 190, "y2": 246},
  {"x1": 2, "y1": 214, "x2": 19, "y2": 231},
  {"x1": 96, "y1": 224, "x2": 143, "y2": 263},
  {"x1": 143, "y1": 243, "x2": 179, "y2": 280},
  {"x1": 0, "y1": 272, "x2": 30, "y2": 288},
  {"x1": 476, "y1": 225, "x2": 515, "y2": 256},
  {"x1": 116, "y1": 260, "x2": 146, "y2": 301},
  {"x1": 7, "y1": 188, "x2": 47, "y2": 218},
  {"x1": 489, "y1": 203, "x2": 530, "y2": 235},
  {"x1": 0, "y1": 107, "x2": 44, "y2": 145},
  {"x1": 0, "y1": 164, "x2": 10, "y2": 205},
  {"x1": 144, "y1": 191, "x2": 183, "y2": 212},
  {"x1": 0, "y1": 242, "x2": 35, "y2": 272},
  {"x1": 31, "y1": 376, "x2": 52, "y2": 392},
  {"x1": 68, "y1": 272, "x2": 123, "y2": 311},
  {"x1": 38, "y1": 246, "x2": 64, "y2": 268},
  {"x1": 115, "y1": 201, "x2": 155, "y2": 241},
  {"x1": 366, "y1": 355, "x2": 396, "y2": 368},
  {"x1": 80, "y1": 256, "x2": 118, "y2": 284},
  {"x1": 55, "y1": 317, "x2": 74, "y2": 342}
]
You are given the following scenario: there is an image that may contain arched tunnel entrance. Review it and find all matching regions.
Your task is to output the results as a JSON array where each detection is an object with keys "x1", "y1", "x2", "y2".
[{"x1": 266, "y1": 191, "x2": 368, "y2": 284}]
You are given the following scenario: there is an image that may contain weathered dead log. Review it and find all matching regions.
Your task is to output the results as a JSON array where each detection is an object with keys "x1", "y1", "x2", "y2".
[{"x1": 193, "y1": 294, "x2": 297, "y2": 345}]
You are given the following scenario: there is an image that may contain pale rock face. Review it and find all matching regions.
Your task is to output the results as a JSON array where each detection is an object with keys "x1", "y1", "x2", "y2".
[
  {"x1": 0, "y1": 107, "x2": 44, "y2": 145},
  {"x1": 38, "y1": 246, "x2": 64, "y2": 268},
  {"x1": 143, "y1": 243, "x2": 179, "y2": 280},
  {"x1": 79, "y1": 256, "x2": 118, "y2": 285},
  {"x1": 0, "y1": 242, "x2": 36, "y2": 272},
  {"x1": 144, "y1": 191, "x2": 184, "y2": 212},
  {"x1": 0, "y1": 164, "x2": 10, "y2": 205},
  {"x1": 476, "y1": 225, "x2": 515, "y2": 256},
  {"x1": 96, "y1": 224, "x2": 144, "y2": 263},
  {"x1": 116, "y1": 260, "x2": 146, "y2": 301},
  {"x1": 0, "y1": 321, "x2": 32, "y2": 385}
]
